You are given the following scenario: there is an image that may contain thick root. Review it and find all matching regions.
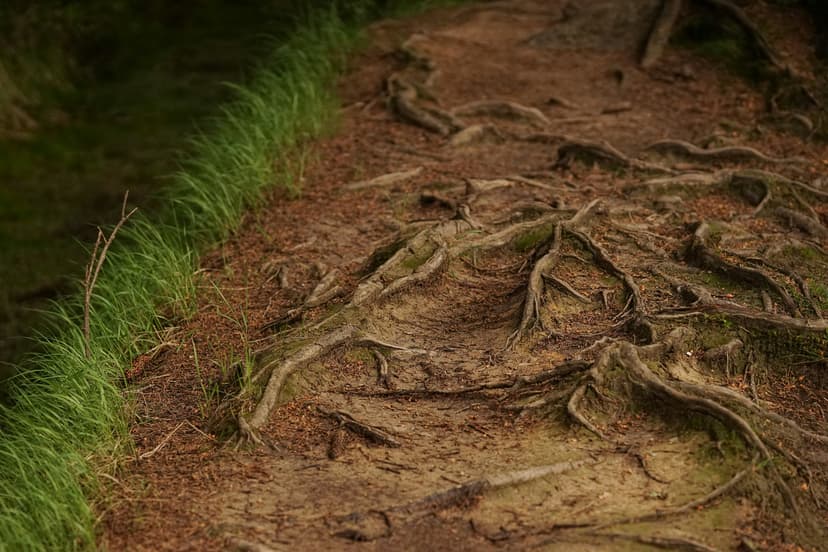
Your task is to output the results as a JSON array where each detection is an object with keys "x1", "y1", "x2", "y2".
[
  {"x1": 640, "y1": 0, "x2": 683, "y2": 68},
  {"x1": 686, "y1": 222, "x2": 801, "y2": 317}
]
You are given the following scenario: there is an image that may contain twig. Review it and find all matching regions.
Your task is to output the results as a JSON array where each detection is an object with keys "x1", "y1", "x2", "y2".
[
  {"x1": 83, "y1": 191, "x2": 137, "y2": 358},
  {"x1": 139, "y1": 422, "x2": 184, "y2": 460}
]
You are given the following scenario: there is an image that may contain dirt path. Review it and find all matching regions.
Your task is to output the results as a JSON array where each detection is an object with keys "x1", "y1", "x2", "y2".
[{"x1": 103, "y1": 2, "x2": 828, "y2": 550}]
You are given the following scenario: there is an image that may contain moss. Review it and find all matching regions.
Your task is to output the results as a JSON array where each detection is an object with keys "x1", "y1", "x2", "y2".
[{"x1": 513, "y1": 224, "x2": 556, "y2": 253}]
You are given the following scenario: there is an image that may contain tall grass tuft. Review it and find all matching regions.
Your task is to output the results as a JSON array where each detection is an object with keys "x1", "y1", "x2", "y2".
[{"x1": 0, "y1": 1, "x2": 466, "y2": 550}]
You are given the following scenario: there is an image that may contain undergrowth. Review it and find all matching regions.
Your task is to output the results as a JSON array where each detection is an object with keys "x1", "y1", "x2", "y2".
[{"x1": 0, "y1": 1, "x2": 465, "y2": 549}]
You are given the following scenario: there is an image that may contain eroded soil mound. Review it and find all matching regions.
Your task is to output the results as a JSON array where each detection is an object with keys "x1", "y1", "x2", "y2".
[{"x1": 104, "y1": 1, "x2": 828, "y2": 550}]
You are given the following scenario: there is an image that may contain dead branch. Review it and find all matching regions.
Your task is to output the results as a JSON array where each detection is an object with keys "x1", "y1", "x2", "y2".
[{"x1": 83, "y1": 192, "x2": 138, "y2": 359}]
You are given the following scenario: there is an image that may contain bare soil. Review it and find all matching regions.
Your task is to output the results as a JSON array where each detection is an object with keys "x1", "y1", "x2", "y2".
[{"x1": 102, "y1": 1, "x2": 828, "y2": 550}]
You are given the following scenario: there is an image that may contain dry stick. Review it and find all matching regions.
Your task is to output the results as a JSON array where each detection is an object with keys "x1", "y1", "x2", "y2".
[
  {"x1": 640, "y1": 0, "x2": 683, "y2": 68},
  {"x1": 139, "y1": 422, "x2": 184, "y2": 460},
  {"x1": 83, "y1": 192, "x2": 137, "y2": 358},
  {"x1": 317, "y1": 407, "x2": 401, "y2": 448}
]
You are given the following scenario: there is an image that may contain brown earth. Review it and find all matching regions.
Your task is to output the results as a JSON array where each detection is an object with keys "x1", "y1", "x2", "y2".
[{"x1": 101, "y1": 1, "x2": 828, "y2": 550}]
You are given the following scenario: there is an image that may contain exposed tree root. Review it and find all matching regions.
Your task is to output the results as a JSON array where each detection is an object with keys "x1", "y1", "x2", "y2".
[
  {"x1": 238, "y1": 326, "x2": 360, "y2": 443},
  {"x1": 686, "y1": 222, "x2": 800, "y2": 317},
  {"x1": 640, "y1": 0, "x2": 683, "y2": 69},
  {"x1": 226, "y1": 536, "x2": 279, "y2": 552},
  {"x1": 556, "y1": 138, "x2": 674, "y2": 174},
  {"x1": 334, "y1": 459, "x2": 597, "y2": 541},
  {"x1": 694, "y1": 0, "x2": 791, "y2": 75},
  {"x1": 451, "y1": 100, "x2": 551, "y2": 128},
  {"x1": 448, "y1": 124, "x2": 505, "y2": 147},
  {"x1": 643, "y1": 139, "x2": 805, "y2": 165},
  {"x1": 345, "y1": 166, "x2": 423, "y2": 191},
  {"x1": 595, "y1": 456, "x2": 754, "y2": 529},
  {"x1": 318, "y1": 406, "x2": 401, "y2": 448},
  {"x1": 587, "y1": 531, "x2": 718, "y2": 552},
  {"x1": 775, "y1": 207, "x2": 828, "y2": 239},
  {"x1": 387, "y1": 75, "x2": 462, "y2": 135},
  {"x1": 373, "y1": 348, "x2": 391, "y2": 389}
]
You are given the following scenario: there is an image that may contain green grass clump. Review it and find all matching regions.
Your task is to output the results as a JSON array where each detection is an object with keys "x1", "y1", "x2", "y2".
[{"x1": 0, "y1": 1, "x2": 468, "y2": 549}]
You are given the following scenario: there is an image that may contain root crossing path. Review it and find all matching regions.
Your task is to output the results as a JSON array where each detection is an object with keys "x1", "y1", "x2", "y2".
[{"x1": 105, "y1": 2, "x2": 828, "y2": 550}]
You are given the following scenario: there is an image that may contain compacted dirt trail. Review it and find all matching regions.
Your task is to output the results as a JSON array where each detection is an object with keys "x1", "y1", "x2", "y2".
[{"x1": 104, "y1": 1, "x2": 828, "y2": 550}]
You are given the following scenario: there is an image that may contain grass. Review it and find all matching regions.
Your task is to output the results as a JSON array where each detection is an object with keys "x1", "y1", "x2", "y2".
[
  {"x1": 0, "y1": 2, "x2": 288, "y2": 366},
  {"x1": 0, "y1": 1, "x2": 467, "y2": 549}
]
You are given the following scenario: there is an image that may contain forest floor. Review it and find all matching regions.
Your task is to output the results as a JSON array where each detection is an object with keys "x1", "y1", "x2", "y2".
[{"x1": 102, "y1": 1, "x2": 828, "y2": 550}]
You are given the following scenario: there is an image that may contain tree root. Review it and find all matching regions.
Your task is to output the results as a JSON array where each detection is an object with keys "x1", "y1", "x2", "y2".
[
  {"x1": 373, "y1": 348, "x2": 391, "y2": 389},
  {"x1": 556, "y1": 138, "x2": 673, "y2": 174},
  {"x1": 451, "y1": 100, "x2": 551, "y2": 128},
  {"x1": 387, "y1": 75, "x2": 462, "y2": 135},
  {"x1": 239, "y1": 326, "x2": 360, "y2": 439},
  {"x1": 568, "y1": 229, "x2": 645, "y2": 321},
  {"x1": 775, "y1": 207, "x2": 828, "y2": 239},
  {"x1": 334, "y1": 459, "x2": 597, "y2": 541},
  {"x1": 695, "y1": 0, "x2": 791, "y2": 75},
  {"x1": 345, "y1": 166, "x2": 424, "y2": 191},
  {"x1": 643, "y1": 139, "x2": 805, "y2": 165},
  {"x1": 595, "y1": 456, "x2": 754, "y2": 529},
  {"x1": 686, "y1": 222, "x2": 800, "y2": 317},
  {"x1": 587, "y1": 531, "x2": 717, "y2": 552},
  {"x1": 640, "y1": 0, "x2": 683, "y2": 69},
  {"x1": 448, "y1": 124, "x2": 506, "y2": 148},
  {"x1": 318, "y1": 406, "x2": 401, "y2": 448}
]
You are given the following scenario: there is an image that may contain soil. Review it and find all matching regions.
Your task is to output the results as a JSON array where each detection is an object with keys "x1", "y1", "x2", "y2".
[{"x1": 101, "y1": 1, "x2": 828, "y2": 550}]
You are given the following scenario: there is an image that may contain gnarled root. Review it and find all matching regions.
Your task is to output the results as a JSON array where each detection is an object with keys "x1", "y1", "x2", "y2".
[{"x1": 686, "y1": 222, "x2": 801, "y2": 317}]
